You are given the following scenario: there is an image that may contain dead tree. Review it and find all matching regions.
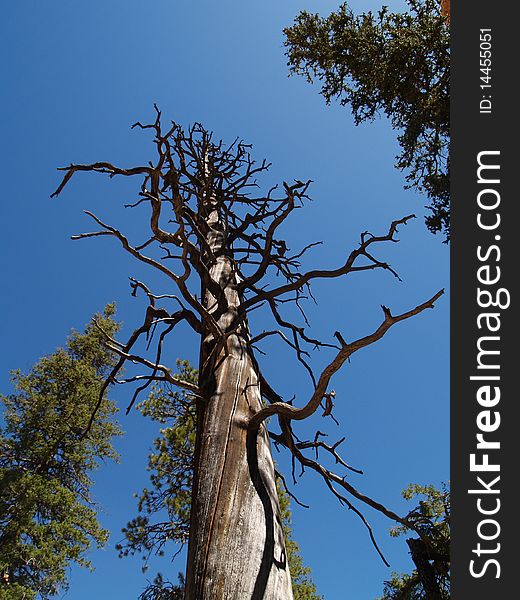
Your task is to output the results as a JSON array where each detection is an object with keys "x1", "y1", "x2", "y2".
[{"x1": 51, "y1": 107, "x2": 443, "y2": 600}]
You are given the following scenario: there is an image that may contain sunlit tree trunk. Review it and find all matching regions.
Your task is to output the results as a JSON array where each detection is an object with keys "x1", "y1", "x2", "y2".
[
  {"x1": 185, "y1": 195, "x2": 293, "y2": 599},
  {"x1": 50, "y1": 114, "x2": 443, "y2": 600}
]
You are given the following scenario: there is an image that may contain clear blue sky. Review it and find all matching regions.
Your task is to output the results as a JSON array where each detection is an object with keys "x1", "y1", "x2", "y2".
[{"x1": 0, "y1": 1, "x2": 448, "y2": 598}]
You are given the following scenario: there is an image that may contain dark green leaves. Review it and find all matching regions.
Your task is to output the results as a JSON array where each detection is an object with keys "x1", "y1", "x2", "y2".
[
  {"x1": 379, "y1": 483, "x2": 450, "y2": 599},
  {"x1": 285, "y1": 1, "x2": 450, "y2": 239},
  {"x1": 117, "y1": 360, "x2": 197, "y2": 568},
  {"x1": 0, "y1": 306, "x2": 121, "y2": 598}
]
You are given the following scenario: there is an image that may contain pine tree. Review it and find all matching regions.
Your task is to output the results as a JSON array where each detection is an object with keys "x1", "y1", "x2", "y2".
[
  {"x1": 0, "y1": 307, "x2": 122, "y2": 599},
  {"x1": 278, "y1": 484, "x2": 322, "y2": 600},
  {"x1": 379, "y1": 484, "x2": 450, "y2": 600},
  {"x1": 284, "y1": 0, "x2": 450, "y2": 238}
]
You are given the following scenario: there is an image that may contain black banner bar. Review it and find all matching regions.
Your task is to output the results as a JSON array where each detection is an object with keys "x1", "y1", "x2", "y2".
[{"x1": 452, "y1": 1, "x2": 518, "y2": 597}]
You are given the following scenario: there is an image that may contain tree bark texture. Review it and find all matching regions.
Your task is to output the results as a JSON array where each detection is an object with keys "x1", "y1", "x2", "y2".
[
  {"x1": 185, "y1": 205, "x2": 293, "y2": 600},
  {"x1": 49, "y1": 117, "x2": 445, "y2": 600}
]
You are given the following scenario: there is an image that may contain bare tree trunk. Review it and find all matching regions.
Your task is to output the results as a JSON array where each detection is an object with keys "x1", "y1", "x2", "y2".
[
  {"x1": 50, "y1": 115, "x2": 444, "y2": 599},
  {"x1": 185, "y1": 205, "x2": 293, "y2": 599}
]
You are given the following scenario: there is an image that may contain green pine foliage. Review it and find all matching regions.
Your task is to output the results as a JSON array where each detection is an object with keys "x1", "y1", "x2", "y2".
[
  {"x1": 139, "y1": 573, "x2": 185, "y2": 600},
  {"x1": 119, "y1": 361, "x2": 322, "y2": 600},
  {"x1": 0, "y1": 306, "x2": 122, "y2": 599},
  {"x1": 117, "y1": 360, "x2": 197, "y2": 564},
  {"x1": 379, "y1": 483, "x2": 450, "y2": 599},
  {"x1": 284, "y1": 0, "x2": 450, "y2": 239},
  {"x1": 278, "y1": 484, "x2": 323, "y2": 600}
]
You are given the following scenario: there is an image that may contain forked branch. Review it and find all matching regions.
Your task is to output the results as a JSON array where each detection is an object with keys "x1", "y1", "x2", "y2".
[{"x1": 52, "y1": 111, "x2": 445, "y2": 568}]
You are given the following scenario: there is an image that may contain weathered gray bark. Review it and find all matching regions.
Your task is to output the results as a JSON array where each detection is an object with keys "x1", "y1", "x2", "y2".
[
  {"x1": 50, "y1": 115, "x2": 445, "y2": 600},
  {"x1": 185, "y1": 203, "x2": 293, "y2": 599}
]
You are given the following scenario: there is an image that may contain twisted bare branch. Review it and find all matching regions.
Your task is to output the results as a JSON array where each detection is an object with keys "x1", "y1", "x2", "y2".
[
  {"x1": 52, "y1": 111, "x2": 445, "y2": 569},
  {"x1": 249, "y1": 288, "x2": 444, "y2": 432}
]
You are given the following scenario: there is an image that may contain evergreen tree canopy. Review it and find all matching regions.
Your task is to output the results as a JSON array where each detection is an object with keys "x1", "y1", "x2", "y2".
[
  {"x1": 278, "y1": 483, "x2": 323, "y2": 600},
  {"x1": 284, "y1": 0, "x2": 450, "y2": 239},
  {"x1": 379, "y1": 483, "x2": 450, "y2": 600},
  {"x1": 0, "y1": 307, "x2": 122, "y2": 599},
  {"x1": 117, "y1": 360, "x2": 197, "y2": 564}
]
